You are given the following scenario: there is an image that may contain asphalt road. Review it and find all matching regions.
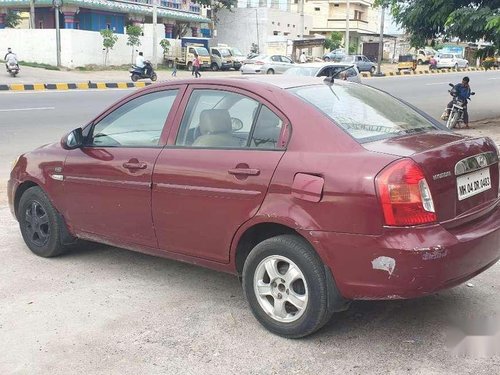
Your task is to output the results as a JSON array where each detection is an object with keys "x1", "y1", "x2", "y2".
[
  {"x1": 1, "y1": 73, "x2": 500, "y2": 373},
  {"x1": 367, "y1": 69, "x2": 500, "y2": 120}
]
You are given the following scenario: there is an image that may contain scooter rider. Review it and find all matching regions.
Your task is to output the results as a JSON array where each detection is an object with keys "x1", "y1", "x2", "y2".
[
  {"x1": 441, "y1": 76, "x2": 471, "y2": 128},
  {"x1": 4, "y1": 47, "x2": 19, "y2": 71},
  {"x1": 135, "y1": 51, "x2": 147, "y2": 75}
]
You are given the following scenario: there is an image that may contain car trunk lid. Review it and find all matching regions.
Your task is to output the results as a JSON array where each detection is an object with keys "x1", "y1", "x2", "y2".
[{"x1": 364, "y1": 132, "x2": 500, "y2": 223}]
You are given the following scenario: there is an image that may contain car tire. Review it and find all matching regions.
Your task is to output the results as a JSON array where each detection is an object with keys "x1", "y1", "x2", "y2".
[
  {"x1": 131, "y1": 74, "x2": 139, "y2": 82},
  {"x1": 242, "y1": 234, "x2": 332, "y2": 338},
  {"x1": 324, "y1": 57, "x2": 331, "y2": 62},
  {"x1": 454, "y1": 63, "x2": 458, "y2": 70},
  {"x1": 18, "y1": 186, "x2": 72, "y2": 258},
  {"x1": 370, "y1": 66, "x2": 376, "y2": 74},
  {"x1": 211, "y1": 63, "x2": 219, "y2": 71},
  {"x1": 465, "y1": 63, "x2": 468, "y2": 69},
  {"x1": 418, "y1": 59, "x2": 423, "y2": 65},
  {"x1": 266, "y1": 69, "x2": 275, "y2": 75}
]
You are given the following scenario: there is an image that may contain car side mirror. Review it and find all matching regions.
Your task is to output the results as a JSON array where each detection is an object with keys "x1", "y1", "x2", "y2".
[{"x1": 61, "y1": 128, "x2": 84, "y2": 150}]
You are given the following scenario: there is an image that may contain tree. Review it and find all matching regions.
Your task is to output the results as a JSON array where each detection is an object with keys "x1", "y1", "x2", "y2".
[
  {"x1": 193, "y1": 0, "x2": 237, "y2": 26},
  {"x1": 160, "y1": 39, "x2": 170, "y2": 55},
  {"x1": 126, "y1": 25, "x2": 142, "y2": 63},
  {"x1": 375, "y1": 0, "x2": 500, "y2": 49},
  {"x1": 5, "y1": 10, "x2": 22, "y2": 28},
  {"x1": 100, "y1": 29, "x2": 118, "y2": 66},
  {"x1": 323, "y1": 32, "x2": 343, "y2": 51},
  {"x1": 172, "y1": 22, "x2": 189, "y2": 39}
]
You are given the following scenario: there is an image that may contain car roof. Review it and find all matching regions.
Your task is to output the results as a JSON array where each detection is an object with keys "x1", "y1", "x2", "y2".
[
  {"x1": 142, "y1": 76, "x2": 341, "y2": 92},
  {"x1": 290, "y1": 62, "x2": 355, "y2": 68}
]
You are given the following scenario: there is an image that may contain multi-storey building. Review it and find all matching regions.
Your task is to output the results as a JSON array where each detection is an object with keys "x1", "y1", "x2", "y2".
[
  {"x1": 301, "y1": 0, "x2": 381, "y2": 53},
  {"x1": 0, "y1": 0, "x2": 209, "y2": 38}
]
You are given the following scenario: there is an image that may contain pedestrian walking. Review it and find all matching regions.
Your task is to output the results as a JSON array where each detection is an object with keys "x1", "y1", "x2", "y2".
[
  {"x1": 171, "y1": 58, "x2": 178, "y2": 77},
  {"x1": 299, "y1": 52, "x2": 307, "y2": 63},
  {"x1": 193, "y1": 54, "x2": 201, "y2": 78}
]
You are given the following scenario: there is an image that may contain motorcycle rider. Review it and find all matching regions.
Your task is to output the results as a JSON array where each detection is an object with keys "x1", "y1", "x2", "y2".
[
  {"x1": 4, "y1": 47, "x2": 19, "y2": 72},
  {"x1": 441, "y1": 76, "x2": 471, "y2": 128}
]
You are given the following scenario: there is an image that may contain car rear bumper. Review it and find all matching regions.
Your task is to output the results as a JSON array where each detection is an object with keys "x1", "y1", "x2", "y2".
[{"x1": 304, "y1": 203, "x2": 500, "y2": 300}]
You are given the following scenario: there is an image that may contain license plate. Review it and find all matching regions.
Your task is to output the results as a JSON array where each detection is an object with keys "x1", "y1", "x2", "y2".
[{"x1": 457, "y1": 168, "x2": 491, "y2": 201}]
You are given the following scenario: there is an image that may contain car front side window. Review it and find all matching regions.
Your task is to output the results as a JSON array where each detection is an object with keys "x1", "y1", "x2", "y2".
[{"x1": 89, "y1": 90, "x2": 178, "y2": 147}]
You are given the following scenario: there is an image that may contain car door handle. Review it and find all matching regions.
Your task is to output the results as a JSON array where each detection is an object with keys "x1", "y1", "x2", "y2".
[
  {"x1": 123, "y1": 162, "x2": 147, "y2": 170},
  {"x1": 228, "y1": 168, "x2": 260, "y2": 176}
]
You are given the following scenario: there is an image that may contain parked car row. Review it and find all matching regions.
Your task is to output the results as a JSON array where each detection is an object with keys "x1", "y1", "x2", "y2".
[{"x1": 240, "y1": 54, "x2": 368, "y2": 80}]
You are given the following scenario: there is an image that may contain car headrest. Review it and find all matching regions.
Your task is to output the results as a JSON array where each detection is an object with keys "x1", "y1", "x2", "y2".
[{"x1": 199, "y1": 109, "x2": 232, "y2": 135}]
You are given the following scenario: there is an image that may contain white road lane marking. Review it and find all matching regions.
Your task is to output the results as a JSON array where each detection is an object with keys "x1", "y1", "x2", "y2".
[
  {"x1": 0, "y1": 107, "x2": 55, "y2": 112},
  {"x1": 425, "y1": 82, "x2": 450, "y2": 85},
  {"x1": 488, "y1": 77, "x2": 500, "y2": 80}
]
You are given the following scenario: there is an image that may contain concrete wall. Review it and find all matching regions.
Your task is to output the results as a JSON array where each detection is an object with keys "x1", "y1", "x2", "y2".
[
  {"x1": 216, "y1": 7, "x2": 312, "y2": 56},
  {"x1": 0, "y1": 25, "x2": 166, "y2": 68}
]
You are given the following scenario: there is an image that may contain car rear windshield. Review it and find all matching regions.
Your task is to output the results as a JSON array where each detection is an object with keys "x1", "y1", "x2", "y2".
[
  {"x1": 290, "y1": 84, "x2": 437, "y2": 142},
  {"x1": 440, "y1": 54, "x2": 453, "y2": 59}
]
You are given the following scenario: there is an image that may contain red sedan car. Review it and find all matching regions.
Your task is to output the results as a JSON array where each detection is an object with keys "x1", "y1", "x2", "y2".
[{"x1": 8, "y1": 77, "x2": 500, "y2": 338}]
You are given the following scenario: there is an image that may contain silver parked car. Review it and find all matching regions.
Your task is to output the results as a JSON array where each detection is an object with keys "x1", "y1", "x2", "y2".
[
  {"x1": 283, "y1": 62, "x2": 362, "y2": 83},
  {"x1": 436, "y1": 53, "x2": 469, "y2": 69},
  {"x1": 341, "y1": 55, "x2": 377, "y2": 73},
  {"x1": 240, "y1": 54, "x2": 294, "y2": 75}
]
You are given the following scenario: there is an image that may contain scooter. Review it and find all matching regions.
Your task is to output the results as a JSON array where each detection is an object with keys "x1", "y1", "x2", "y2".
[
  {"x1": 6, "y1": 61, "x2": 20, "y2": 77},
  {"x1": 130, "y1": 60, "x2": 157, "y2": 82}
]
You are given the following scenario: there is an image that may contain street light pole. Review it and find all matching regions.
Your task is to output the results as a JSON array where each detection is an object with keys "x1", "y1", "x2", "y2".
[
  {"x1": 345, "y1": 0, "x2": 350, "y2": 55},
  {"x1": 374, "y1": 5, "x2": 385, "y2": 76},
  {"x1": 53, "y1": 0, "x2": 62, "y2": 67},
  {"x1": 152, "y1": 0, "x2": 158, "y2": 69},
  {"x1": 299, "y1": 0, "x2": 304, "y2": 38}
]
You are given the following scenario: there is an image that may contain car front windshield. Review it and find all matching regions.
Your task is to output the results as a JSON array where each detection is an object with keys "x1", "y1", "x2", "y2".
[
  {"x1": 283, "y1": 67, "x2": 318, "y2": 76},
  {"x1": 219, "y1": 48, "x2": 231, "y2": 57},
  {"x1": 231, "y1": 48, "x2": 244, "y2": 56},
  {"x1": 290, "y1": 84, "x2": 436, "y2": 142},
  {"x1": 195, "y1": 47, "x2": 210, "y2": 56}
]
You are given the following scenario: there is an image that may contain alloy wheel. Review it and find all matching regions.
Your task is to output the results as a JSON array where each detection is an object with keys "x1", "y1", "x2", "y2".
[
  {"x1": 24, "y1": 201, "x2": 50, "y2": 247},
  {"x1": 253, "y1": 255, "x2": 308, "y2": 323}
]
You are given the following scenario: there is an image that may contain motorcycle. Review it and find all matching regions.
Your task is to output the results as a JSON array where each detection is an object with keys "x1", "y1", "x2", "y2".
[
  {"x1": 445, "y1": 83, "x2": 475, "y2": 129},
  {"x1": 6, "y1": 61, "x2": 20, "y2": 77},
  {"x1": 130, "y1": 60, "x2": 157, "y2": 82}
]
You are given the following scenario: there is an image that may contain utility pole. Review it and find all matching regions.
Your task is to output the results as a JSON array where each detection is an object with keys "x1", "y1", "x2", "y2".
[
  {"x1": 374, "y1": 5, "x2": 385, "y2": 76},
  {"x1": 345, "y1": 0, "x2": 350, "y2": 55},
  {"x1": 29, "y1": 0, "x2": 35, "y2": 29},
  {"x1": 299, "y1": 0, "x2": 304, "y2": 38},
  {"x1": 152, "y1": 0, "x2": 158, "y2": 69},
  {"x1": 53, "y1": 0, "x2": 62, "y2": 67}
]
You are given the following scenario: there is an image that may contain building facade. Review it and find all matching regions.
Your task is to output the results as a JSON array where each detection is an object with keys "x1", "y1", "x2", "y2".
[
  {"x1": 302, "y1": 0, "x2": 381, "y2": 53},
  {"x1": 0, "y1": 0, "x2": 209, "y2": 38},
  {"x1": 215, "y1": 1, "x2": 313, "y2": 57}
]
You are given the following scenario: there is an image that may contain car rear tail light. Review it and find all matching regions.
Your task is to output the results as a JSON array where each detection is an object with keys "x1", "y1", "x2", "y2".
[
  {"x1": 376, "y1": 159, "x2": 437, "y2": 226},
  {"x1": 254, "y1": 61, "x2": 265, "y2": 65}
]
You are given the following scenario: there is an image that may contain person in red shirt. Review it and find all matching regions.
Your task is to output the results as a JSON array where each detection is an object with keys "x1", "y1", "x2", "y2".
[{"x1": 193, "y1": 54, "x2": 201, "y2": 78}]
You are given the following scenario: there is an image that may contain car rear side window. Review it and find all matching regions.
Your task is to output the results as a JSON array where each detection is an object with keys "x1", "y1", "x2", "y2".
[
  {"x1": 89, "y1": 90, "x2": 178, "y2": 147},
  {"x1": 175, "y1": 89, "x2": 285, "y2": 150},
  {"x1": 290, "y1": 84, "x2": 436, "y2": 142}
]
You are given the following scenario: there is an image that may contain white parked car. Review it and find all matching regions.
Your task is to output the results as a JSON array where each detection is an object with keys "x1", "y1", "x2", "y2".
[
  {"x1": 283, "y1": 62, "x2": 362, "y2": 83},
  {"x1": 240, "y1": 54, "x2": 294, "y2": 75},
  {"x1": 436, "y1": 53, "x2": 469, "y2": 69}
]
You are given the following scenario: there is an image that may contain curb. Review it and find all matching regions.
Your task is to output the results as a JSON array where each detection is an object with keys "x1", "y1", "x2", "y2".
[
  {"x1": 0, "y1": 81, "x2": 153, "y2": 91},
  {"x1": 361, "y1": 66, "x2": 499, "y2": 78}
]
